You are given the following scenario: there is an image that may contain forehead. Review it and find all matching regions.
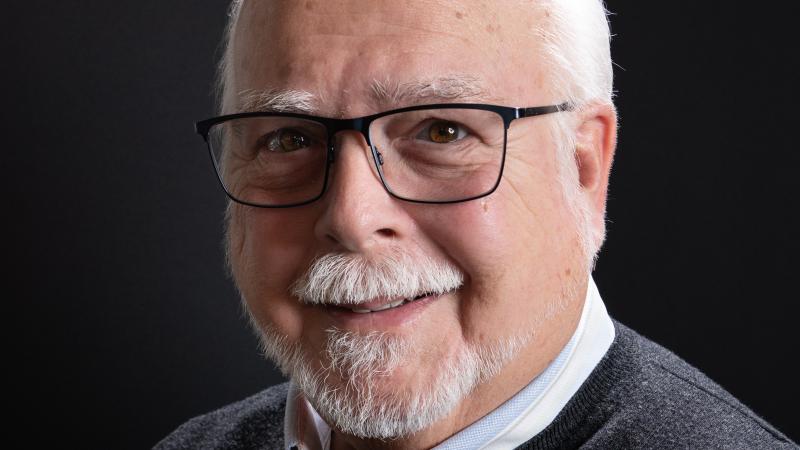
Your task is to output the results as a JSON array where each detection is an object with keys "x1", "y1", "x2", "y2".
[{"x1": 232, "y1": 0, "x2": 551, "y2": 115}]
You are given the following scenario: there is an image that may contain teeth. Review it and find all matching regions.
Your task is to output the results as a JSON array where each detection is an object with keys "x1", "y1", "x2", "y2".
[
  {"x1": 348, "y1": 297, "x2": 415, "y2": 313},
  {"x1": 375, "y1": 298, "x2": 405, "y2": 311}
]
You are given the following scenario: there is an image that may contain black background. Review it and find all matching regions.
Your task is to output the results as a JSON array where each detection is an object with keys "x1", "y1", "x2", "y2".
[{"x1": 7, "y1": 1, "x2": 798, "y2": 448}]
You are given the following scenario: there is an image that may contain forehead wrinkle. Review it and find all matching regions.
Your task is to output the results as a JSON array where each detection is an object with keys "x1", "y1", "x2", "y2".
[
  {"x1": 236, "y1": 88, "x2": 318, "y2": 114},
  {"x1": 369, "y1": 75, "x2": 498, "y2": 108}
]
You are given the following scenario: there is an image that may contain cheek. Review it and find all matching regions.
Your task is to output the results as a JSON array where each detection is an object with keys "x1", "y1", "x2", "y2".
[
  {"x1": 419, "y1": 176, "x2": 560, "y2": 285},
  {"x1": 413, "y1": 161, "x2": 580, "y2": 343},
  {"x1": 417, "y1": 198, "x2": 528, "y2": 328},
  {"x1": 229, "y1": 206, "x2": 318, "y2": 339},
  {"x1": 418, "y1": 200, "x2": 510, "y2": 284}
]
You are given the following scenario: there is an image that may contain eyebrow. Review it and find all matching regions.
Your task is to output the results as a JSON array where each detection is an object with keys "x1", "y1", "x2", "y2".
[
  {"x1": 235, "y1": 88, "x2": 318, "y2": 114},
  {"x1": 233, "y1": 75, "x2": 493, "y2": 116}
]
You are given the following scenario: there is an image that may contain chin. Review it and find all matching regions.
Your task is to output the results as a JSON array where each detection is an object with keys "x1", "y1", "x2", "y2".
[
  {"x1": 259, "y1": 325, "x2": 529, "y2": 439},
  {"x1": 298, "y1": 350, "x2": 473, "y2": 438}
]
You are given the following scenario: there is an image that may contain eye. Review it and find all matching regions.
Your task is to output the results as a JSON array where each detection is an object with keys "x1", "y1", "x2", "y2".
[
  {"x1": 418, "y1": 121, "x2": 468, "y2": 144},
  {"x1": 259, "y1": 128, "x2": 312, "y2": 153}
]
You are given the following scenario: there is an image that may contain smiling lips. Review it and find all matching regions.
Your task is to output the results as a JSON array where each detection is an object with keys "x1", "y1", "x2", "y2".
[{"x1": 341, "y1": 292, "x2": 434, "y2": 314}]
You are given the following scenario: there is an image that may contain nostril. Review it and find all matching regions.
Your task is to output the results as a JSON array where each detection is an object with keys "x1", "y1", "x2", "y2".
[
  {"x1": 324, "y1": 232, "x2": 341, "y2": 245},
  {"x1": 377, "y1": 228, "x2": 395, "y2": 238}
]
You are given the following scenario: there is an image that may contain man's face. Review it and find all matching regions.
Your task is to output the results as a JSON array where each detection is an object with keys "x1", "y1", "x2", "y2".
[{"x1": 227, "y1": 0, "x2": 591, "y2": 439}]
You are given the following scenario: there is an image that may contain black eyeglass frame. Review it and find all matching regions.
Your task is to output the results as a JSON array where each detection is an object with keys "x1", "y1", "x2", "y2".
[{"x1": 195, "y1": 102, "x2": 572, "y2": 208}]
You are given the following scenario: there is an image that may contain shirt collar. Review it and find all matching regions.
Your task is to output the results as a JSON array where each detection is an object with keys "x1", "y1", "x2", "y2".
[
  {"x1": 437, "y1": 275, "x2": 615, "y2": 449},
  {"x1": 284, "y1": 381, "x2": 330, "y2": 450}
]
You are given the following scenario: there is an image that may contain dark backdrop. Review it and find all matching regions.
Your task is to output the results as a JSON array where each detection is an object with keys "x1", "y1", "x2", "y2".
[{"x1": 7, "y1": 1, "x2": 798, "y2": 448}]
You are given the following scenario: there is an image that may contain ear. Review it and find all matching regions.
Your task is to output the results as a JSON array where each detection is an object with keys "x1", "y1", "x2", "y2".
[{"x1": 574, "y1": 103, "x2": 617, "y2": 241}]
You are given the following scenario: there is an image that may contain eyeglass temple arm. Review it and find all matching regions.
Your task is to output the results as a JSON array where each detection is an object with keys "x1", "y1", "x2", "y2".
[{"x1": 518, "y1": 102, "x2": 574, "y2": 118}]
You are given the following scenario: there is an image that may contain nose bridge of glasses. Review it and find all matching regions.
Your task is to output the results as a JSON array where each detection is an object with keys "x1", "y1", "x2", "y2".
[
  {"x1": 322, "y1": 119, "x2": 387, "y2": 201},
  {"x1": 325, "y1": 117, "x2": 375, "y2": 163}
]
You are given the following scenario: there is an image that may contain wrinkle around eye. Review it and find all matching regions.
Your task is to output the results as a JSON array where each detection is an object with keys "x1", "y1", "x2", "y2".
[{"x1": 501, "y1": 153, "x2": 550, "y2": 214}]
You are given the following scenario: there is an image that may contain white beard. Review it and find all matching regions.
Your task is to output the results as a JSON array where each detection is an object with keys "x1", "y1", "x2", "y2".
[{"x1": 257, "y1": 322, "x2": 528, "y2": 439}]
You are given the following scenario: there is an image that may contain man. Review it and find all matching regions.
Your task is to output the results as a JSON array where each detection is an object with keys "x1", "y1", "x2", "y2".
[{"x1": 157, "y1": 0, "x2": 795, "y2": 448}]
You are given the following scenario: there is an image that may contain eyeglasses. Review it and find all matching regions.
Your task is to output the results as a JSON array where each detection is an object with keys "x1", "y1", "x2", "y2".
[{"x1": 195, "y1": 102, "x2": 571, "y2": 208}]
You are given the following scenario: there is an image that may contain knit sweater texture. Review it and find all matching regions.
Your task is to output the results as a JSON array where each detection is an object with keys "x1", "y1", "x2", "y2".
[{"x1": 155, "y1": 320, "x2": 797, "y2": 449}]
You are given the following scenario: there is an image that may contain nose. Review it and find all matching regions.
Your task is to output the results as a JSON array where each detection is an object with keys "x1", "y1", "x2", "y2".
[{"x1": 313, "y1": 131, "x2": 412, "y2": 253}]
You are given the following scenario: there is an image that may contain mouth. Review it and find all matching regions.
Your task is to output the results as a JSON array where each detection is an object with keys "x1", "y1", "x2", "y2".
[
  {"x1": 320, "y1": 290, "x2": 449, "y2": 328},
  {"x1": 337, "y1": 292, "x2": 435, "y2": 314}
]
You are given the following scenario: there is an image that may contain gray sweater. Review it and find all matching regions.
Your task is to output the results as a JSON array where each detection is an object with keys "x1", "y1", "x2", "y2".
[{"x1": 155, "y1": 321, "x2": 797, "y2": 449}]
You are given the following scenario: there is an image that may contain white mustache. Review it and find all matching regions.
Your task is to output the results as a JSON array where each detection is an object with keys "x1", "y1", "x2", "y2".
[{"x1": 291, "y1": 248, "x2": 464, "y2": 305}]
